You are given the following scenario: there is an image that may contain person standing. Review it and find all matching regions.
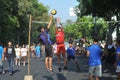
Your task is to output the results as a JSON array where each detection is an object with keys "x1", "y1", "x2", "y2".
[
  {"x1": 0, "y1": 42, "x2": 5, "y2": 74},
  {"x1": 54, "y1": 18, "x2": 67, "y2": 72},
  {"x1": 35, "y1": 43, "x2": 41, "y2": 58},
  {"x1": 15, "y1": 44, "x2": 21, "y2": 66},
  {"x1": 39, "y1": 15, "x2": 53, "y2": 72},
  {"x1": 6, "y1": 41, "x2": 15, "y2": 75},
  {"x1": 87, "y1": 38, "x2": 102, "y2": 80},
  {"x1": 20, "y1": 44, "x2": 27, "y2": 66},
  {"x1": 66, "y1": 43, "x2": 80, "y2": 71},
  {"x1": 115, "y1": 40, "x2": 120, "y2": 80}
]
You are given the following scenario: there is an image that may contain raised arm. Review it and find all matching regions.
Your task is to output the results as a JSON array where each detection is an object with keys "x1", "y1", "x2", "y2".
[{"x1": 47, "y1": 15, "x2": 53, "y2": 29}]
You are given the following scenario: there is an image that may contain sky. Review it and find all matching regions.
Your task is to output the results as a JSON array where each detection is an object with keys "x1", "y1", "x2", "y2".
[{"x1": 38, "y1": 0, "x2": 79, "y2": 23}]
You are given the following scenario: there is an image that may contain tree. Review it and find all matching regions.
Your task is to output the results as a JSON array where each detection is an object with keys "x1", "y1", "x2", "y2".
[
  {"x1": 0, "y1": 0, "x2": 49, "y2": 45},
  {"x1": 64, "y1": 16, "x2": 108, "y2": 41},
  {"x1": 76, "y1": 0, "x2": 120, "y2": 41}
]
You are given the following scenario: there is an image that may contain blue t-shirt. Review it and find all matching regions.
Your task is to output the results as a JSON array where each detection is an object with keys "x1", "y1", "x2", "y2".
[
  {"x1": 39, "y1": 28, "x2": 52, "y2": 45},
  {"x1": 36, "y1": 46, "x2": 41, "y2": 53},
  {"x1": 116, "y1": 47, "x2": 120, "y2": 66},
  {"x1": 0, "y1": 46, "x2": 4, "y2": 60},
  {"x1": 67, "y1": 47, "x2": 75, "y2": 57},
  {"x1": 88, "y1": 44, "x2": 102, "y2": 66}
]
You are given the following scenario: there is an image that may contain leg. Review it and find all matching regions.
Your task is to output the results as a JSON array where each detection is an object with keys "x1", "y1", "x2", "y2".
[
  {"x1": 95, "y1": 65, "x2": 102, "y2": 80},
  {"x1": 62, "y1": 53, "x2": 67, "y2": 69},
  {"x1": 23, "y1": 56, "x2": 26, "y2": 66},
  {"x1": 45, "y1": 57, "x2": 49, "y2": 70},
  {"x1": 7, "y1": 57, "x2": 13, "y2": 74},
  {"x1": 0, "y1": 60, "x2": 3, "y2": 72},
  {"x1": 0, "y1": 60, "x2": 5, "y2": 74},
  {"x1": 89, "y1": 66, "x2": 95, "y2": 80},
  {"x1": 49, "y1": 57, "x2": 53, "y2": 71},
  {"x1": 15, "y1": 58, "x2": 17, "y2": 65},
  {"x1": 57, "y1": 55, "x2": 61, "y2": 66},
  {"x1": 74, "y1": 60, "x2": 80, "y2": 71},
  {"x1": 95, "y1": 77, "x2": 100, "y2": 80},
  {"x1": 18, "y1": 59, "x2": 20, "y2": 65},
  {"x1": 117, "y1": 72, "x2": 120, "y2": 80},
  {"x1": 89, "y1": 75, "x2": 93, "y2": 80},
  {"x1": 61, "y1": 44, "x2": 67, "y2": 68}
]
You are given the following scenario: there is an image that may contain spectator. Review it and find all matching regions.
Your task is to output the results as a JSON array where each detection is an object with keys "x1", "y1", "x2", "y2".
[
  {"x1": 6, "y1": 41, "x2": 15, "y2": 75},
  {"x1": 66, "y1": 43, "x2": 80, "y2": 71},
  {"x1": 115, "y1": 40, "x2": 120, "y2": 80},
  {"x1": 15, "y1": 44, "x2": 21, "y2": 66},
  {"x1": 35, "y1": 43, "x2": 41, "y2": 58},
  {"x1": 0, "y1": 42, "x2": 5, "y2": 74},
  {"x1": 21, "y1": 44, "x2": 27, "y2": 66}
]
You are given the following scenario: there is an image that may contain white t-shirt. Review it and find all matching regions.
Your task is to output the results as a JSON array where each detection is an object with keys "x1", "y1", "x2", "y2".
[
  {"x1": 21, "y1": 48, "x2": 27, "y2": 57},
  {"x1": 15, "y1": 48, "x2": 21, "y2": 56}
]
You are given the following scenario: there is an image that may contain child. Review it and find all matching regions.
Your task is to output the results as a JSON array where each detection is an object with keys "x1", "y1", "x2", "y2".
[
  {"x1": 66, "y1": 43, "x2": 80, "y2": 71},
  {"x1": 15, "y1": 44, "x2": 21, "y2": 65},
  {"x1": 21, "y1": 44, "x2": 27, "y2": 66},
  {"x1": 35, "y1": 43, "x2": 41, "y2": 58}
]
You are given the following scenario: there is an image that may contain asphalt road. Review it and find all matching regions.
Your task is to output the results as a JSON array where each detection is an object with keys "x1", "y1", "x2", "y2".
[{"x1": 0, "y1": 54, "x2": 117, "y2": 80}]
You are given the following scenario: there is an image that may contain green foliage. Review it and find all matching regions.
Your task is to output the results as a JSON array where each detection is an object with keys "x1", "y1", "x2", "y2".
[
  {"x1": 0, "y1": 0, "x2": 49, "y2": 45},
  {"x1": 64, "y1": 16, "x2": 108, "y2": 41},
  {"x1": 76, "y1": 0, "x2": 120, "y2": 41}
]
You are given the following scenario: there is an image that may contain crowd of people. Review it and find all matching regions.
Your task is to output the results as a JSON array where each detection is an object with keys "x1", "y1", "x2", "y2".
[{"x1": 0, "y1": 15, "x2": 120, "y2": 80}]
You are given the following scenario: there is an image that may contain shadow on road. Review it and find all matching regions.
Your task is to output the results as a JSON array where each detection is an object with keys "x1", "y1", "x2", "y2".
[
  {"x1": 101, "y1": 77, "x2": 116, "y2": 80},
  {"x1": 43, "y1": 75, "x2": 54, "y2": 80},
  {"x1": 56, "y1": 73, "x2": 67, "y2": 80}
]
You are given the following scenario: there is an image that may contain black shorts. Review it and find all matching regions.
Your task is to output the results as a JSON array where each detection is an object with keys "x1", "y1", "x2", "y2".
[
  {"x1": 45, "y1": 45, "x2": 53, "y2": 57},
  {"x1": 67, "y1": 56, "x2": 75, "y2": 61}
]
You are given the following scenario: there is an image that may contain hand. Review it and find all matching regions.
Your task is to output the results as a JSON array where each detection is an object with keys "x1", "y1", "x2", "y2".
[{"x1": 56, "y1": 18, "x2": 61, "y2": 23}]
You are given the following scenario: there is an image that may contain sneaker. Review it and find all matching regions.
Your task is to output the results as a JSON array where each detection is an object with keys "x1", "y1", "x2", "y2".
[
  {"x1": 18, "y1": 63, "x2": 20, "y2": 66},
  {"x1": 76, "y1": 67, "x2": 80, "y2": 72},
  {"x1": 23, "y1": 63, "x2": 25, "y2": 66},
  {"x1": 64, "y1": 66, "x2": 67, "y2": 70},
  {"x1": 49, "y1": 69, "x2": 53, "y2": 72},
  {"x1": 9, "y1": 72, "x2": 13, "y2": 75},
  {"x1": 58, "y1": 67, "x2": 61, "y2": 72},
  {"x1": 2, "y1": 71, "x2": 5, "y2": 74},
  {"x1": 103, "y1": 69, "x2": 108, "y2": 72}
]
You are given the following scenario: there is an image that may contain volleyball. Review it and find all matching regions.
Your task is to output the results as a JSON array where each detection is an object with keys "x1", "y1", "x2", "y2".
[{"x1": 51, "y1": 9, "x2": 57, "y2": 15}]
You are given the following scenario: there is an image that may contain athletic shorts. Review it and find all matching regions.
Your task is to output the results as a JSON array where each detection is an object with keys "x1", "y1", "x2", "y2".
[
  {"x1": 0, "y1": 60, "x2": 3, "y2": 66},
  {"x1": 67, "y1": 56, "x2": 75, "y2": 61},
  {"x1": 89, "y1": 65, "x2": 102, "y2": 77},
  {"x1": 57, "y1": 43, "x2": 65, "y2": 56},
  {"x1": 116, "y1": 66, "x2": 120, "y2": 72},
  {"x1": 45, "y1": 45, "x2": 53, "y2": 57}
]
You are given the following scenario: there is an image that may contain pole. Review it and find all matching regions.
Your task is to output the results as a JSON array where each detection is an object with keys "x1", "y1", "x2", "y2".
[
  {"x1": 28, "y1": 14, "x2": 32, "y2": 75},
  {"x1": 24, "y1": 14, "x2": 33, "y2": 80}
]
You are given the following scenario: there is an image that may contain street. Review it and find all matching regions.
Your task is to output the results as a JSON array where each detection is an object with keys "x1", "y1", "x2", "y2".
[{"x1": 0, "y1": 54, "x2": 117, "y2": 80}]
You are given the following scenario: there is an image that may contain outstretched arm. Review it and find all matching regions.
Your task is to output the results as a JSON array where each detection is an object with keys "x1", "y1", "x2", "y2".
[{"x1": 47, "y1": 15, "x2": 53, "y2": 29}]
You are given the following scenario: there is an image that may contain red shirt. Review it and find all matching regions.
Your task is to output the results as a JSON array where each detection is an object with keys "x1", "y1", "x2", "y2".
[{"x1": 56, "y1": 30, "x2": 64, "y2": 44}]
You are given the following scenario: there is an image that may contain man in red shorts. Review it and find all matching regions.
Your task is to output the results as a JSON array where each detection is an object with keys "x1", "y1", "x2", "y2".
[{"x1": 55, "y1": 18, "x2": 67, "y2": 72}]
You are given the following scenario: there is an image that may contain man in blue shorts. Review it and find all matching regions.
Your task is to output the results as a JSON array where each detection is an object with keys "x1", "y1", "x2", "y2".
[
  {"x1": 39, "y1": 16, "x2": 53, "y2": 72},
  {"x1": 87, "y1": 37, "x2": 102, "y2": 80}
]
